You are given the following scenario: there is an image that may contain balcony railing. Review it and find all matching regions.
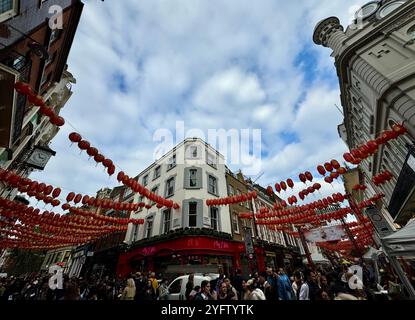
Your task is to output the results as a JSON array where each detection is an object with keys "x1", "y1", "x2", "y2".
[{"x1": 0, "y1": 49, "x2": 31, "y2": 82}]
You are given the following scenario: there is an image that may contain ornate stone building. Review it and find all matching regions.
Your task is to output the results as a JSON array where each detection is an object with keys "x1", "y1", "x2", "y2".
[{"x1": 313, "y1": 0, "x2": 415, "y2": 226}]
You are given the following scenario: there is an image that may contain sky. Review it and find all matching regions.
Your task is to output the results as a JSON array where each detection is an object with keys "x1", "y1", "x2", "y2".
[{"x1": 31, "y1": 0, "x2": 369, "y2": 203}]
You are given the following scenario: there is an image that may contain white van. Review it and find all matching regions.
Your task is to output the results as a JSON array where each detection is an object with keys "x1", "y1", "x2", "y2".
[{"x1": 167, "y1": 273, "x2": 219, "y2": 300}]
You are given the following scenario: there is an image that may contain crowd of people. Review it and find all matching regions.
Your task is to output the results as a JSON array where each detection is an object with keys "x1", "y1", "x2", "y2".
[{"x1": 0, "y1": 261, "x2": 407, "y2": 301}]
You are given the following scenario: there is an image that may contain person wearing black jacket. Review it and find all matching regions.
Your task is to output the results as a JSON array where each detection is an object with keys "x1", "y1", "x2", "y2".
[
  {"x1": 232, "y1": 269, "x2": 243, "y2": 300},
  {"x1": 185, "y1": 274, "x2": 194, "y2": 300}
]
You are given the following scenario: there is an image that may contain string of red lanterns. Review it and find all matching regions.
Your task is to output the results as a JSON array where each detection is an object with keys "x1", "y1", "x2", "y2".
[
  {"x1": 14, "y1": 82, "x2": 65, "y2": 127},
  {"x1": 372, "y1": 170, "x2": 393, "y2": 186},
  {"x1": 343, "y1": 123, "x2": 407, "y2": 165},
  {"x1": 206, "y1": 191, "x2": 257, "y2": 206}
]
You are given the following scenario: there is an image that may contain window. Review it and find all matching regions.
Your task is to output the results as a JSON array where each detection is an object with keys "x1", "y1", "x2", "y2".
[
  {"x1": 0, "y1": 0, "x2": 18, "y2": 23},
  {"x1": 232, "y1": 213, "x2": 239, "y2": 234},
  {"x1": 162, "y1": 209, "x2": 171, "y2": 234},
  {"x1": 132, "y1": 224, "x2": 139, "y2": 242},
  {"x1": 207, "y1": 152, "x2": 217, "y2": 168},
  {"x1": 154, "y1": 166, "x2": 161, "y2": 180},
  {"x1": 191, "y1": 146, "x2": 198, "y2": 158},
  {"x1": 210, "y1": 207, "x2": 219, "y2": 231},
  {"x1": 123, "y1": 187, "x2": 133, "y2": 200},
  {"x1": 189, "y1": 169, "x2": 197, "y2": 187},
  {"x1": 165, "y1": 177, "x2": 175, "y2": 197},
  {"x1": 151, "y1": 186, "x2": 158, "y2": 205},
  {"x1": 145, "y1": 219, "x2": 153, "y2": 238},
  {"x1": 228, "y1": 185, "x2": 234, "y2": 196},
  {"x1": 169, "y1": 279, "x2": 183, "y2": 294},
  {"x1": 208, "y1": 175, "x2": 218, "y2": 195},
  {"x1": 237, "y1": 189, "x2": 243, "y2": 206},
  {"x1": 188, "y1": 202, "x2": 197, "y2": 227},
  {"x1": 138, "y1": 196, "x2": 144, "y2": 212},
  {"x1": 167, "y1": 154, "x2": 176, "y2": 170},
  {"x1": 142, "y1": 175, "x2": 148, "y2": 186}
]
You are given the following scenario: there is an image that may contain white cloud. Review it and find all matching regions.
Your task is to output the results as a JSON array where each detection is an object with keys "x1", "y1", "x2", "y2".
[{"x1": 28, "y1": 0, "x2": 364, "y2": 203}]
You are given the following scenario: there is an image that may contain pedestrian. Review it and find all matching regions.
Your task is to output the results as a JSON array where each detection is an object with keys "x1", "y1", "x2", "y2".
[
  {"x1": 215, "y1": 269, "x2": 226, "y2": 294},
  {"x1": 195, "y1": 280, "x2": 216, "y2": 300},
  {"x1": 223, "y1": 277, "x2": 238, "y2": 300},
  {"x1": 319, "y1": 275, "x2": 333, "y2": 299},
  {"x1": 121, "y1": 278, "x2": 136, "y2": 300},
  {"x1": 246, "y1": 278, "x2": 266, "y2": 300},
  {"x1": 291, "y1": 271, "x2": 303, "y2": 300},
  {"x1": 149, "y1": 272, "x2": 159, "y2": 298},
  {"x1": 299, "y1": 269, "x2": 319, "y2": 301},
  {"x1": 217, "y1": 282, "x2": 233, "y2": 301},
  {"x1": 241, "y1": 279, "x2": 250, "y2": 300},
  {"x1": 143, "y1": 279, "x2": 157, "y2": 300},
  {"x1": 278, "y1": 268, "x2": 294, "y2": 300},
  {"x1": 232, "y1": 269, "x2": 243, "y2": 300},
  {"x1": 189, "y1": 285, "x2": 201, "y2": 300},
  {"x1": 316, "y1": 289, "x2": 331, "y2": 300},
  {"x1": 185, "y1": 273, "x2": 194, "y2": 300}
]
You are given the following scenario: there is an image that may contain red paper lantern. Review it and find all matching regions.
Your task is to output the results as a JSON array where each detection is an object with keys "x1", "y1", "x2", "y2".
[
  {"x1": 317, "y1": 165, "x2": 326, "y2": 176},
  {"x1": 117, "y1": 171, "x2": 125, "y2": 182},
  {"x1": 343, "y1": 153, "x2": 354, "y2": 163},
  {"x1": 324, "y1": 176, "x2": 333, "y2": 184},
  {"x1": 44, "y1": 185, "x2": 53, "y2": 195},
  {"x1": 107, "y1": 165, "x2": 115, "y2": 176},
  {"x1": 86, "y1": 147, "x2": 99, "y2": 157},
  {"x1": 52, "y1": 188, "x2": 61, "y2": 198},
  {"x1": 14, "y1": 82, "x2": 32, "y2": 95},
  {"x1": 51, "y1": 199, "x2": 60, "y2": 207},
  {"x1": 337, "y1": 167, "x2": 346, "y2": 175},
  {"x1": 266, "y1": 186, "x2": 274, "y2": 196},
  {"x1": 74, "y1": 194, "x2": 82, "y2": 204},
  {"x1": 313, "y1": 183, "x2": 321, "y2": 191},
  {"x1": 28, "y1": 94, "x2": 44, "y2": 106},
  {"x1": 94, "y1": 154, "x2": 105, "y2": 163},
  {"x1": 287, "y1": 179, "x2": 294, "y2": 189},
  {"x1": 51, "y1": 115, "x2": 65, "y2": 127},
  {"x1": 274, "y1": 183, "x2": 281, "y2": 193},
  {"x1": 102, "y1": 159, "x2": 113, "y2": 168},
  {"x1": 307, "y1": 186, "x2": 314, "y2": 193},
  {"x1": 37, "y1": 183, "x2": 46, "y2": 193},
  {"x1": 331, "y1": 160, "x2": 340, "y2": 170},
  {"x1": 78, "y1": 140, "x2": 90, "y2": 150},
  {"x1": 280, "y1": 181, "x2": 287, "y2": 191},
  {"x1": 82, "y1": 195, "x2": 90, "y2": 205},
  {"x1": 305, "y1": 171, "x2": 313, "y2": 182},
  {"x1": 299, "y1": 174, "x2": 306, "y2": 183},
  {"x1": 66, "y1": 192, "x2": 75, "y2": 202},
  {"x1": 324, "y1": 162, "x2": 333, "y2": 172},
  {"x1": 299, "y1": 191, "x2": 305, "y2": 201}
]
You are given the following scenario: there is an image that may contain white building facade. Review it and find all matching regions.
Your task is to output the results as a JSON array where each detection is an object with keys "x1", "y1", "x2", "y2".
[
  {"x1": 313, "y1": 0, "x2": 415, "y2": 226},
  {"x1": 125, "y1": 138, "x2": 232, "y2": 243}
]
